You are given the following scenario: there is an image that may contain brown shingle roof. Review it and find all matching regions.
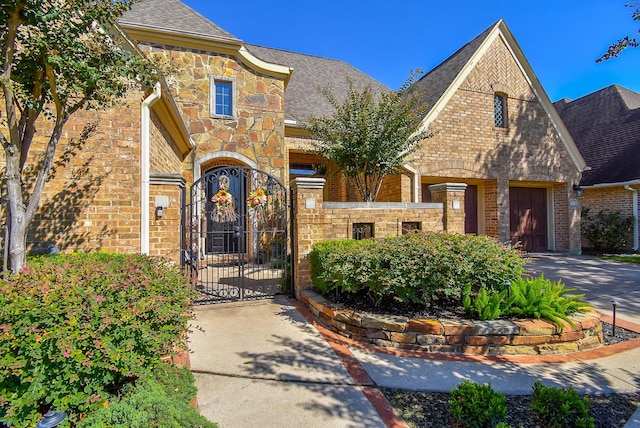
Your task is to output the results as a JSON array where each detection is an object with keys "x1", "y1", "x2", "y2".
[
  {"x1": 413, "y1": 22, "x2": 496, "y2": 116},
  {"x1": 245, "y1": 44, "x2": 390, "y2": 123},
  {"x1": 119, "y1": 0, "x2": 239, "y2": 42},
  {"x1": 555, "y1": 85, "x2": 640, "y2": 186}
]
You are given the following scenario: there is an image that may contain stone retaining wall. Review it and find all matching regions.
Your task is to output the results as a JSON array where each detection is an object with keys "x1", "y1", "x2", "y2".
[{"x1": 301, "y1": 290, "x2": 604, "y2": 356}]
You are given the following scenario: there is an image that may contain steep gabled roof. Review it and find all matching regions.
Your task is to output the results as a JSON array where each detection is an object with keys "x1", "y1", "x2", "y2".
[
  {"x1": 414, "y1": 20, "x2": 586, "y2": 173},
  {"x1": 414, "y1": 25, "x2": 494, "y2": 114},
  {"x1": 119, "y1": 0, "x2": 239, "y2": 42},
  {"x1": 245, "y1": 44, "x2": 390, "y2": 123},
  {"x1": 555, "y1": 85, "x2": 640, "y2": 186}
]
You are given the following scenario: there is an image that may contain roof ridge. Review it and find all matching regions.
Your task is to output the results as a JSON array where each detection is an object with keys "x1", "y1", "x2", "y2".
[{"x1": 245, "y1": 43, "x2": 345, "y2": 64}]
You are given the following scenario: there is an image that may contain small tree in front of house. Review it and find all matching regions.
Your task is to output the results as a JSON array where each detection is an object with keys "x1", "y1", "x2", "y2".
[
  {"x1": 304, "y1": 71, "x2": 432, "y2": 202},
  {"x1": 1, "y1": 0, "x2": 162, "y2": 273}
]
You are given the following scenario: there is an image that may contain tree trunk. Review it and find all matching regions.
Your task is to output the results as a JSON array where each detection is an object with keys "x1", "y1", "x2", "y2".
[{"x1": 5, "y1": 153, "x2": 27, "y2": 273}]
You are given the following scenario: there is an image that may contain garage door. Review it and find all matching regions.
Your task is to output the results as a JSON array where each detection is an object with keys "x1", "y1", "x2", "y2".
[{"x1": 509, "y1": 187, "x2": 547, "y2": 252}]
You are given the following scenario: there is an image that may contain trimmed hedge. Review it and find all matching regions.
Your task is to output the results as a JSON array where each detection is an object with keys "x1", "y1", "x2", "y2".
[
  {"x1": 0, "y1": 253, "x2": 197, "y2": 427},
  {"x1": 309, "y1": 232, "x2": 525, "y2": 306}
]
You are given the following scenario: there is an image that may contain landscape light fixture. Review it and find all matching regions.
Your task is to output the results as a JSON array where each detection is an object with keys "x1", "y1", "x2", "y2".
[
  {"x1": 36, "y1": 411, "x2": 67, "y2": 428},
  {"x1": 611, "y1": 300, "x2": 619, "y2": 336}
]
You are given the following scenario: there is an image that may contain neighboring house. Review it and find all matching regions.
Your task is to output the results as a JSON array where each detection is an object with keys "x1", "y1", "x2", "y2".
[
  {"x1": 555, "y1": 85, "x2": 640, "y2": 251},
  {"x1": 4, "y1": 0, "x2": 586, "y2": 267}
]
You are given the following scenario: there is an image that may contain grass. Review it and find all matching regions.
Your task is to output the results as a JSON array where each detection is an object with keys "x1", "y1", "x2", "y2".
[{"x1": 597, "y1": 254, "x2": 640, "y2": 264}]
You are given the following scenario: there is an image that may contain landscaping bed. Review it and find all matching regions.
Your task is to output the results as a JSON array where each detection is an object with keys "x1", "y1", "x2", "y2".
[
  {"x1": 382, "y1": 389, "x2": 640, "y2": 428},
  {"x1": 301, "y1": 290, "x2": 604, "y2": 356}
]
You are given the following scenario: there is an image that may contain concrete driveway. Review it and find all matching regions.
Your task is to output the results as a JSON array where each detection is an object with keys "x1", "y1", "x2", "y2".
[{"x1": 526, "y1": 254, "x2": 640, "y2": 326}]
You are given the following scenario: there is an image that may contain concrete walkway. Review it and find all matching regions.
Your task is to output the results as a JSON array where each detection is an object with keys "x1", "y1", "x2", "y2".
[
  {"x1": 189, "y1": 255, "x2": 640, "y2": 428},
  {"x1": 189, "y1": 299, "x2": 387, "y2": 428}
]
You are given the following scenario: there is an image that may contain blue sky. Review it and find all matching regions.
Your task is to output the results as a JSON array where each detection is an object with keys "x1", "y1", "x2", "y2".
[{"x1": 183, "y1": 1, "x2": 639, "y2": 102}]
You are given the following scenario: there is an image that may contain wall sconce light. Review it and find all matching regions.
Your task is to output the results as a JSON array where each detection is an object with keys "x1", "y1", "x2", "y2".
[
  {"x1": 573, "y1": 184, "x2": 584, "y2": 198},
  {"x1": 155, "y1": 196, "x2": 169, "y2": 218}
]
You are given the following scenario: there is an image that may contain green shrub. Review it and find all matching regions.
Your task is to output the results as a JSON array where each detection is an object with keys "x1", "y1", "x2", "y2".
[
  {"x1": 0, "y1": 253, "x2": 196, "y2": 427},
  {"x1": 309, "y1": 232, "x2": 524, "y2": 306},
  {"x1": 78, "y1": 364, "x2": 216, "y2": 428},
  {"x1": 449, "y1": 380, "x2": 507, "y2": 428},
  {"x1": 463, "y1": 287, "x2": 512, "y2": 320},
  {"x1": 530, "y1": 381, "x2": 594, "y2": 428},
  {"x1": 506, "y1": 275, "x2": 592, "y2": 329},
  {"x1": 581, "y1": 208, "x2": 635, "y2": 252}
]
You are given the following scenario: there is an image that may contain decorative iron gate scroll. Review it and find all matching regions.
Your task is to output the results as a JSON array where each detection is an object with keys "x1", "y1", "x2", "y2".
[{"x1": 185, "y1": 166, "x2": 288, "y2": 304}]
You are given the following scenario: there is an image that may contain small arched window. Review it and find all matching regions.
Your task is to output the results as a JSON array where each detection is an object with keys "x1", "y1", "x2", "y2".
[{"x1": 494, "y1": 94, "x2": 507, "y2": 128}]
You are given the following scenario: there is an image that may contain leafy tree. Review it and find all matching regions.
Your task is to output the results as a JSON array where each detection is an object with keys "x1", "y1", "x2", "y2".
[
  {"x1": 598, "y1": 1, "x2": 640, "y2": 61},
  {"x1": 304, "y1": 71, "x2": 432, "y2": 202},
  {"x1": 1, "y1": 0, "x2": 160, "y2": 272}
]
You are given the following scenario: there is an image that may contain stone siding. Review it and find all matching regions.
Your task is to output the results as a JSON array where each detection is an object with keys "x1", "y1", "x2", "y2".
[
  {"x1": 140, "y1": 43, "x2": 287, "y2": 182},
  {"x1": 301, "y1": 290, "x2": 604, "y2": 356}
]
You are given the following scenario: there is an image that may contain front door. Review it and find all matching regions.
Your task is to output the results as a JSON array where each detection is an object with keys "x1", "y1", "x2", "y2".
[{"x1": 509, "y1": 187, "x2": 547, "y2": 252}]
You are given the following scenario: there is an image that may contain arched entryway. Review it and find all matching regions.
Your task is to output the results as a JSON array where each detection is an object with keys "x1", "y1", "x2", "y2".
[{"x1": 185, "y1": 165, "x2": 288, "y2": 303}]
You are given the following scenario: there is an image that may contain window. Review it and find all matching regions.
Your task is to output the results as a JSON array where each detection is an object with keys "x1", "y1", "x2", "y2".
[
  {"x1": 494, "y1": 94, "x2": 507, "y2": 128},
  {"x1": 352, "y1": 223, "x2": 374, "y2": 240},
  {"x1": 289, "y1": 164, "x2": 316, "y2": 177},
  {"x1": 401, "y1": 222, "x2": 421, "y2": 234},
  {"x1": 210, "y1": 77, "x2": 234, "y2": 117}
]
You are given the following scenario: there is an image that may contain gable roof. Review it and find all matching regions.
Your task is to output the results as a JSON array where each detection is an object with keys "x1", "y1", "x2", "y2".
[
  {"x1": 414, "y1": 20, "x2": 587, "y2": 173},
  {"x1": 555, "y1": 85, "x2": 640, "y2": 186},
  {"x1": 245, "y1": 44, "x2": 390, "y2": 123},
  {"x1": 119, "y1": 0, "x2": 239, "y2": 42}
]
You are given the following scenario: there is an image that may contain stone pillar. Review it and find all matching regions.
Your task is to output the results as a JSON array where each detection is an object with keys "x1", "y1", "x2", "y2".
[
  {"x1": 291, "y1": 177, "x2": 326, "y2": 299},
  {"x1": 429, "y1": 183, "x2": 467, "y2": 234}
]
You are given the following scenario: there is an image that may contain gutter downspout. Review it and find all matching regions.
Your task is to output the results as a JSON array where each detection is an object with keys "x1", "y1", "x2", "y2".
[
  {"x1": 624, "y1": 185, "x2": 639, "y2": 251},
  {"x1": 141, "y1": 82, "x2": 162, "y2": 255}
]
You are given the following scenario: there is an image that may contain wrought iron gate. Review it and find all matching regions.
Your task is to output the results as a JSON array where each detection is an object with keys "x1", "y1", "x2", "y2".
[{"x1": 185, "y1": 166, "x2": 288, "y2": 304}]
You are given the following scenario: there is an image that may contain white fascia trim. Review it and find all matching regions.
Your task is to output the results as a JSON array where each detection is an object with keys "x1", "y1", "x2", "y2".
[
  {"x1": 193, "y1": 151, "x2": 257, "y2": 183},
  {"x1": 141, "y1": 82, "x2": 162, "y2": 255},
  {"x1": 120, "y1": 25, "x2": 293, "y2": 84},
  {"x1": 419, "y1": 20, "x2": 587, "y2": 173},
  {"x1": 495, "y1": 23, "x2": 587, "y2": 173},
  {"x1": 582, "y1": 180, "x2": 640, "y2": 189}
]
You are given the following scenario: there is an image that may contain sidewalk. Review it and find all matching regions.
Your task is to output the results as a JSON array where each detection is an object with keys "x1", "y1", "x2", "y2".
[{"x1": 189, "y1": 295, "x2": 640, "y2": 428}]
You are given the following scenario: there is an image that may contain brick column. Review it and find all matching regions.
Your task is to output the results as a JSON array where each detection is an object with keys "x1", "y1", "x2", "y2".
[
  {"x1": 496, "y1": 177, "x2": 510, "y2": 244},
  {"x1": 291, "y1": 177, "x2": 326, "y2": 299},
  {"x1": 429, "y1": 183, "x2": 467, "y2": 234}
]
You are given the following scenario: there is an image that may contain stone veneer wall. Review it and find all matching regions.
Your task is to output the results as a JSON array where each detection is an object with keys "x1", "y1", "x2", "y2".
[{"x1": 301, "y1": 290, "x2": 603, "y2": 356}]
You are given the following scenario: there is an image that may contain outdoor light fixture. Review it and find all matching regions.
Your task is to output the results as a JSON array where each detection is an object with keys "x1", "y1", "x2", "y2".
[
  {"x1": 573, "y1": 184, "x2": 584, "y2": 198},
  {"x1": 154, "y1": 195, "x2": 169, "y2": 218},
  {"x1": 504, "y1": 280, "x2": 512, "y2": 298},
  {"x1": 611, "y1": 300, "x2": 620, "y2": 336},
  {"x1": 36, "y1": 411, "x2": 67, "y2": 428}
]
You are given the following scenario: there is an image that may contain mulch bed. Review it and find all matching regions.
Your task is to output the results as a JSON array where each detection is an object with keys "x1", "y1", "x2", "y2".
[{"x1": 323, "y1": 292, "x2": 640, "y2": 427}]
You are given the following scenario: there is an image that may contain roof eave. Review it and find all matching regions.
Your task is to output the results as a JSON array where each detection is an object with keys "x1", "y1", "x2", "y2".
[
  {"x1": 419, "y1": 20, "x2": 588, "y2": 174},
  {"x1": 582, "y1": 179, "x2": 640, "y2": 189},
  {"x1": 120, "y1": 25, "x2": 293, "y2": 84}
]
